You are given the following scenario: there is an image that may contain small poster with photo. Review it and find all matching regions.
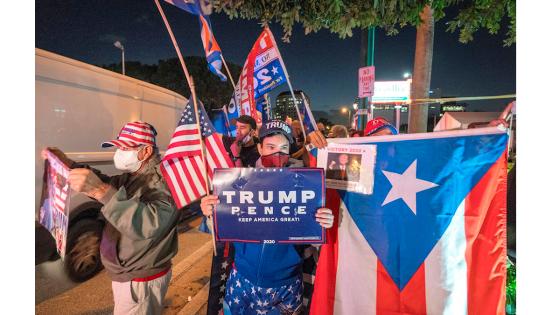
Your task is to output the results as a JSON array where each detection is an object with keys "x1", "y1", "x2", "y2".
[
  {"x1": 317, "y1": 143, "x2": 376, "y2": 194},
  {"x1": 39, "y1": 151, "x2": 72, "y2": 259}
]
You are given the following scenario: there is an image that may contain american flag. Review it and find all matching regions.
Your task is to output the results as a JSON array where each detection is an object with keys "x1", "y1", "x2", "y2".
[{"x1": 161, "y1": 98, "x2": 233, "y2": 209}]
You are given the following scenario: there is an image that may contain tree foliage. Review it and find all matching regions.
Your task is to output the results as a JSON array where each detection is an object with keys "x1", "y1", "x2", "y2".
[
  {"x1": 215, "y1": 0, "x2": 515, "y2": 46},
  {"x1": 102, "y1": 57, "x2": 241, "y2": 110}
]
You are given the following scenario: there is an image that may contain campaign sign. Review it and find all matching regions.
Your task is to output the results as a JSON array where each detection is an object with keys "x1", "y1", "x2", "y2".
[
  {"x1": 213, "y1": 168, "x2": 325, "y2": 244},
  {"x1": 39, "y1": 151, "x2": 72, "y2": 259}
]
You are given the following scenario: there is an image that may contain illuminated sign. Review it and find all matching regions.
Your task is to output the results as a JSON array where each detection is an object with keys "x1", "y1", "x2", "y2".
[
  {"x1": 441, "y1": 105, "x2": 465, "y2": 112},
  {"x1": 369, "y1": 80, "x2": 411, "y2": 104}
]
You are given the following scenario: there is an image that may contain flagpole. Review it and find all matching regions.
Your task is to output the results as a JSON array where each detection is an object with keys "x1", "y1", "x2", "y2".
[
  {"x1": 265, "y1": 26, "x2": 308, "y2": 140},
  {"x1": 154, "y1": 0, "x2": 217, "y2": 255},
  {"x1": 220, "y1": 55, "x2": 237, "y2": 137},
  {"x1": 220, "y1": 55, "x2": 237, "y2": 92}
]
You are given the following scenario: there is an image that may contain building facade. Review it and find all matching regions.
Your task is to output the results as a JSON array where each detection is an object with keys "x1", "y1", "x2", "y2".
[{"x1": 273, "y1": 90, "x2": 310, "y2": 121}]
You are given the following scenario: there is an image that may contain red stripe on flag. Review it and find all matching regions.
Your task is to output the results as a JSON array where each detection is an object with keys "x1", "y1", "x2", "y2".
[
  {"x1": 308, "y1": 151, "x2": 317, "y2": 168},
  {"x1": 165, "y1": 160, "x2": 189, "y2": 209},
  {"x1": 161, "y1": 162, "x2": 182, "y2": 208},
  {"x1": 465, "y1": 152, "x2": 508, "y2": 315},
  {"x1": 375, "y1": 262, "x2": 431, "y2": 314},
  {"x1": 375, "y1": 260, "x2": 401, "y2": 314},
  {"x1": 309, "y1": 189, "x2": 341, "y2": 315},
  {"x1": 190, "y1": 156, "x2": 208, "y2": 196},
  {"x1": 375, "y1": 262, "x2": 429, "y2": 314},
  {"x1": 173, "y1": 129, "x2": 199, "y2": 137},
  {"x1": 214, "y1": 135, "x2": 234, "y2": 167},
  {"x1": 167, "y1": 140, "x2": 201, "y2": 149},
  {"x1": 169, "y1": 159, "x2": 191, "y2": 207},
  {"x1": 204, "y1": 138, "x2": 222, "y2": 179},
  {"x1": 179, "y1": 158, "x2": 203, "y2": 203},
  {"x1": 400, "y1": 264, "x2": 427, "y2": 314},
  {"x1": 163, "y1": 150, "x2": 202, "y2": 161}
]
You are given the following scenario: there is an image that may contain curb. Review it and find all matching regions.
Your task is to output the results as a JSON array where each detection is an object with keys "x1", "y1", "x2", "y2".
[
  {"x1": 171, "y1": 239, "x2": 213, "y2": 283},
  {"x1": 177, "y1": 281, "x2": 210, "y2": 315}
]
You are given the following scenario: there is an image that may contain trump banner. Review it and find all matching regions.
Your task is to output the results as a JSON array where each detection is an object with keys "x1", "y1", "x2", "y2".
[
  {"x1": 212, "y1": 167, "x2": 325, "y2": 244},
  {"x1": 310, "y1": 127, "x2": 508, "y2": 315},
  {"x1": 225, "y1": 27, "x2": 288, "y2": 129},
  {"x1": 39, "y1": 152, "x2": 72, "y2": 259}
]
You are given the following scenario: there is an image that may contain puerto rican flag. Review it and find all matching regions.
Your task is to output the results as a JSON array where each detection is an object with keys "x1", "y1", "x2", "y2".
[{"x1": 310, "y1": 127, "x2": 508, "y2": 315}]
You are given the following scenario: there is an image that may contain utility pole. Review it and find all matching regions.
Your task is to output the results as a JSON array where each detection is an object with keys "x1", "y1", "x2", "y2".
[{"x1": 359, "y1": 27, "x2": 375, "y2": 131}]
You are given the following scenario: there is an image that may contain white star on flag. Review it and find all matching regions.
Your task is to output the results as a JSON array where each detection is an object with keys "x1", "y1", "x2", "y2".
[
  {"x1": 271, "y1": 66, "x2": 279, "y2": 75},
  {"x1": 221, "y1": 261, "x2": 228, "y2": 269},
  {"x1": 381, "y1": 159, "x2": 438, "y2": 214},
  {"x1": 236, "y1": 280, "x2": 241, "y2": 287},
  {"x1": 234, "y1": 297, "x2": 240, "y2": 304},
  {"x1": 220, "y1": 284, "x2": 225, "y2": 292},
  {"x1": 266, "y1": 288, "x2": 272, "y2": 294},
  {"x1": 221, "y1": 273, "x2": 227, "y2": 281}
]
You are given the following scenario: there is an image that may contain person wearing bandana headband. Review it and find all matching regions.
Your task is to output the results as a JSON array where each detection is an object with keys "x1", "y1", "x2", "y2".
[{"x1": 200, "y1": 120, "x2": 334, "y2": 314}]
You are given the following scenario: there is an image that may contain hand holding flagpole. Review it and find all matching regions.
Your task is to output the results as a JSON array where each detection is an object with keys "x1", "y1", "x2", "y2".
[{"x1": 154, "y1": 0, "x2": 216, "y2": 255}]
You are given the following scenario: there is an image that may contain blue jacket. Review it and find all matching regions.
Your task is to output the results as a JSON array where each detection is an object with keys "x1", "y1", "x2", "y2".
[
  {"x1": 232, "y1": 158, "x2": 309, "y2": 288},
  {"x1": 233, "y1": 242, "x2": 306, "y2": 287}
]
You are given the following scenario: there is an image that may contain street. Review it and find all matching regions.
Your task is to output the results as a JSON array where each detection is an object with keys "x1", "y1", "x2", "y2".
[{"x1": 36, "y1": 217, "x2": 214, "y2": 315}]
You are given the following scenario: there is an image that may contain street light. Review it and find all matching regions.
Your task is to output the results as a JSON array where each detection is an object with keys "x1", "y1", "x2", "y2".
[
  {"x1": 403, "y1": 72, "x2": 411, "y2": 79},
  {"x1": 341, "y1": 106, "x2": 351, "y2": 127},
  {"x1": 114, "y1": 41, "x2": 125, "y2": 75}
]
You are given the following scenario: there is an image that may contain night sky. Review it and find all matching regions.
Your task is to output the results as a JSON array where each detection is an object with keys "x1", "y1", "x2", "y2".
[{"x1": 36, "y1": 1, "x2": 515, "y2": 113}]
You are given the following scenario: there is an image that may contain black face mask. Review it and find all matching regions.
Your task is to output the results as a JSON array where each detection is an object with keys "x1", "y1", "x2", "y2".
[{"x1": 261, "y1": 152, "x2": 290, "y2": 167}]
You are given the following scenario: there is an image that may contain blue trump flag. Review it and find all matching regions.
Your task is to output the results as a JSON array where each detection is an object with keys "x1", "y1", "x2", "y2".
[
  {"x1": 164, "y1": 0, "x2": 227, "y2": 81},
  {"x1": 224, "y1": 27, "x2": 289, "y2": 130}
]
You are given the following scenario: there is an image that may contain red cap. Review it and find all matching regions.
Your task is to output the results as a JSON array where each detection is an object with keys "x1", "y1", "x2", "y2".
[{"x1": 364, "y1": 117, "x2": 398, "y2": 136}]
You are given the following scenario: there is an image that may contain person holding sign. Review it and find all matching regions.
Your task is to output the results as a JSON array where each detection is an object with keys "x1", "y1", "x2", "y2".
[
  {"x1": 201, "y1": 120, "x2": 334, "y2": 315},
  {"x1": 42, "y1": 121, "x2": 178, "y2": 315}
]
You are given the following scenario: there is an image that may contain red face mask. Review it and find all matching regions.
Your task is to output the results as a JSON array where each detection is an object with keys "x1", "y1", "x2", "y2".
[{"x1": 261, "y1": 152, "x2": 290, "y2": 168}]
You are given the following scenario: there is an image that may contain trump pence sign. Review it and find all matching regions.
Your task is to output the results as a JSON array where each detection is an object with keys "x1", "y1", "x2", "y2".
[{"x1": 212, "y1": 168, "x2": 326, "y2": 244}]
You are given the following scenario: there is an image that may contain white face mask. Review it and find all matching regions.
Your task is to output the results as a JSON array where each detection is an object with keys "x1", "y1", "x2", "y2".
[
  {"x1": 114, "y1": 148, "x2": 143, "y2": 173},
  {"x1": 242, "y1": 134, "x2": 252, "y2": 144}
]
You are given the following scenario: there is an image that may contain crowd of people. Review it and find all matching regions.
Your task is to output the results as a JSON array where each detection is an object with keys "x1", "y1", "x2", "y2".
[{"x1": 41, "y1": 115, "x2": 399, "y2": 315}]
